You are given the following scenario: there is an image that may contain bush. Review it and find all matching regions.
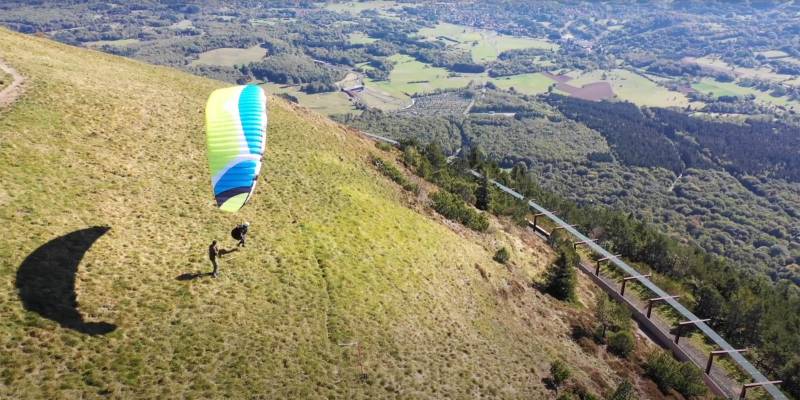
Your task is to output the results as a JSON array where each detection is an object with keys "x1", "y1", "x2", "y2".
[
  {"x1": 568, "y1": 383, "x2": 600, "y2": 400},
  {"x1": 430, "y1": 190, "x2": 489, "y2": 232},
  {"x1": 645, "y1": 351, "x2": 707, "y2": 397},
  {"x1": 675, "y1": 362, "x2": 707, "y2": 397},
  {"x1": 608, "y1": 380, "x2": 636, "y2": 400},
  {"x1": 607, "y1": 330, "x2": 635, "y2": 358},
  {"x1": 593, "y1": 294, "x2": 631, "y2": 341},
  {"x1": 375, "y1": 142, "x2": 393, "y2": 152},
  {"x1": 371, "y1": 155, "x2": 419, "y2": 195},
  {"x1": 493, "y1": 247, "x2": 510, "y2": 264},
  {"x1": 301, "y1": 81, "x2": 338, "y2": 94},
  {"x1": 550, "y1": 360, "x2": 571, "y2": 391},
  {"x1": 276, "y1": 92, "x2": 299, "y2": 103}
]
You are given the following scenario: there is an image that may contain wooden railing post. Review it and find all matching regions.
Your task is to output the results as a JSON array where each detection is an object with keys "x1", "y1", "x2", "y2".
[
  {"x1": 621, "y1": 274, "x2": 651, "y2": 296},
  {"x1": 706, "y1": 348, "x2": 748, "y2": 375},
  {"x1": 674, "y1": 319, "x2": 711, "y2": 344},
  {"x1": 645, "y1": 295, "x2": 680, "y2": 318},
  {"x1": 739, "y1": 381, "x2": 782, "y2": 399}
]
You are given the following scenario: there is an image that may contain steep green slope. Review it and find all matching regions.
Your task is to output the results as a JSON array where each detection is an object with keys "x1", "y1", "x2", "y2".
[{"x1": 0, "y1": 28, "x2": 621, "y2": 399}]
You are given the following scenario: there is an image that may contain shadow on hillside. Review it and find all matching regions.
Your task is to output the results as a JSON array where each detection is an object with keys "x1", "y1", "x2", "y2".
[
  {"x1": 176, "y1": 272, "x2": 212, "y2": 281},
  {"x1": 16, "y1": 226, "x2": 117, "y2": 335}
]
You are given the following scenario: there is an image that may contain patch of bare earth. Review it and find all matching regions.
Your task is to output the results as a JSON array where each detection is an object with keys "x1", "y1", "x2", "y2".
[
  {"x1": 556, "y1": 81, "x2": 615, "y2": 101},
  {"x1": 0, "y1": 58, "x2": 26, "y2": 109},
  {"x1": 542, "y1": 71, "x2": 615, "y2": 101}
]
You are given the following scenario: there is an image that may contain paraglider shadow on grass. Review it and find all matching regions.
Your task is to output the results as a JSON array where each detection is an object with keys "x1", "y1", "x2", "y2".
[{"x1": 16, "y1": 226, "x2": 116, "y2": 335}]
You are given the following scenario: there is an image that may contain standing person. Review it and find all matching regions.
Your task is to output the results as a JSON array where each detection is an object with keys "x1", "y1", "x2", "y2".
[
  {"x1": 208, "y1": 240, "x2": 220, "y2": 278},
  {"x1": 231, "y1": 222, "x2": 250, "y2": 247}
]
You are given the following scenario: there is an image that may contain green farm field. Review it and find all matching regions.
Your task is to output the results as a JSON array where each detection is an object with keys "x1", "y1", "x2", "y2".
[
  {"x1": 490, "y1": 73, "x2": 554, "y2": 95},
  {"x1": 418, "y1": 23, "x2": 557, "y2": 62},
  {"x1": 693, "y1": 78, "x2": 800, "y2": 110},
  {"x1": 261, "y1": 82, "x2": 359, "y2": 116},
  {"x1": 686, "y1": 56, "x2": 792, "y2": 82},
  {"x1": 190, "y1": 45, "x2": 266, "y2": 67},
  {"x1": 250, "y1": 17, "x2": 296, "y2": 26},
  {"x1": 362, "y1": 54, "x2": 481, "y2": 109},
  {"x1": 324, "y1": 1, "x2": 401, "y2": 14},
  {"x1": 756, "y1": 50, "x2": 789, "y2": 59},
  {"x1": 348, "y1": 32, "x2": 378, "y2": 45},
  {"x1": 570, "y1": 69, "x2": 691, "y2": 108},
  {"x1": 84, "y1": 38, "x2": 140, "y2": 48}
]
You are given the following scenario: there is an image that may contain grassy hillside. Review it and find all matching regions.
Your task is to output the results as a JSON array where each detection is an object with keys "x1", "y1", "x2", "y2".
[
  {"x1": 0, "y1": 28, "x2": 629, "y2": 399},
  {"x1": 0, "y1": 69, "x2": 10, "y2": 91}
]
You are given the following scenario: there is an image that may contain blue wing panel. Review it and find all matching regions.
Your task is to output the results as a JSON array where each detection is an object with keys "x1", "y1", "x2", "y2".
[
  {"x1": 213, "y1": 159, "x2": 260, "y2": 197},
  {"x1": 238, "y1": 85, "x2": 267, "y2": 155}
]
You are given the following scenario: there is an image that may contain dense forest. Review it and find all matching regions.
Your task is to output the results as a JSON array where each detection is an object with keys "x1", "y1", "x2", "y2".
[
  {"x1": 543, "y1": 95, "x2": 687, "y2": 173},
  {"x1": 246, "y1": 53, "x2": 345, "y2": 87},
  {"x1": 544, "y1": 94, "x2": 800, "y2": 183}
]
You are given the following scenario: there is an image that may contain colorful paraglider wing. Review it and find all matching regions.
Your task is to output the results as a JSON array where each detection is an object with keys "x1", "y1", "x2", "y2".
[{"x1": 205, "y1": 85, "x2": 267, "y2": 212}]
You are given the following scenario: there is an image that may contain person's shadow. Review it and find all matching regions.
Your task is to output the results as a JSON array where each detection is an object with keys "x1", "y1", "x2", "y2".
[
  {"x1": 176, "y1": 272, "x2": 212, "y2": 281},
  {"x1": 16, "y1": 226, "x2": 116, "y2": 335},
  {"x1": 176, "y1": 248, "x2": 238, "y2": 281}
]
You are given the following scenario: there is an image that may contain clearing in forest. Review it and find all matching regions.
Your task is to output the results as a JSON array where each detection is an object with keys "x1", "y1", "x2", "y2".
[
  {"x1": 348, "y1": 32, "x2": 378, "y2": 45},
  {"x1": 490, "y1": 73, "x2": 554, "y2": 94},
  {"x1": 191, "y1": 45, "x2": 267, "y2": 67},
  {"x1": 693, "y1": 78, "x2": 799, "y2": 110}
]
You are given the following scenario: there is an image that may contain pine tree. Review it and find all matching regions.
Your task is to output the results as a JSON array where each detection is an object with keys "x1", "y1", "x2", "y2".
[
  {"x1": 593, "y1": 294, "x2": 615, "y2": 339},
  {"x1": 545, "y1": 246, "x2": 578, "y2": 302},
  {"x1": 476, "y1": 174, "x2": 492, "y2": 211},
  {"x1": 467, "y1": 146, "x2": 485, "y2": 169}
]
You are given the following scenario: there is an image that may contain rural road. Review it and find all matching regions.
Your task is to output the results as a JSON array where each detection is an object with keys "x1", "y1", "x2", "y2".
[
  {"x1": 0, "y1": 58, "x2": 25, "y2": 109},
  {"x1": 668, "y1": 172, "x2": 684, "y2": 192},
  {"x1": 463, "y1": 84, "x2": 486, "y2": 116}
]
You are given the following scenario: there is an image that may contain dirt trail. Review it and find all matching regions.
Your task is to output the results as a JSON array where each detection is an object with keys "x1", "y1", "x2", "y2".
[{"x1": 0, "y1": 58, "x2": 26, "y2": 109}]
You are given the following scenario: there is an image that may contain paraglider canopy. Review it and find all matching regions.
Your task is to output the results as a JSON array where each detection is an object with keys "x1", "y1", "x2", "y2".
[{"x1": 205, "y1": 85, "x2": 268, "y2": 212}]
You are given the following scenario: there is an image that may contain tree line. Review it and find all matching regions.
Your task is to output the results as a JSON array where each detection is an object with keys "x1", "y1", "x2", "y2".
[
  {"x1": 544, "y1": 94, "x2": 800, "y2": 183},
  {"x1": 470, "y1": 149, "x2": 800, "y2": 399}
]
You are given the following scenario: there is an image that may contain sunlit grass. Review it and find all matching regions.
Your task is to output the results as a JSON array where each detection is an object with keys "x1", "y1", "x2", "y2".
[
  {"x1": 83, "y1": 38, "x2": 140, "y2": 48},
  {"x1": 260, "y1": 82, "x2": 359, "y2": 116},
  {"x1": 693, "y1": 78, "x2": 799, "y2": 110},
  {"x1": 0, "y1": 69, "x2": 11, "y2": 91},
  {"x1": 417, "y1": 22, "x2": 557, "y2": 62},
  {"x1": 366, "y1": 54, "x2": 478, "y2": 95},
  {"x1": 0, "y1": 27, "x2": 622, "y2": 398},
  {"x1": 570, "y1": 69, "x2": 690, "y2": 108},
  {"x1": 490, "y1": 73, "x2": 554, "y2": 95},
  {"x1": 348, "y1": 32, "x2": 378, "y2": 45},
  {"x1": 324, "y1": 1, "x2": 400, "y2": 14}
]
